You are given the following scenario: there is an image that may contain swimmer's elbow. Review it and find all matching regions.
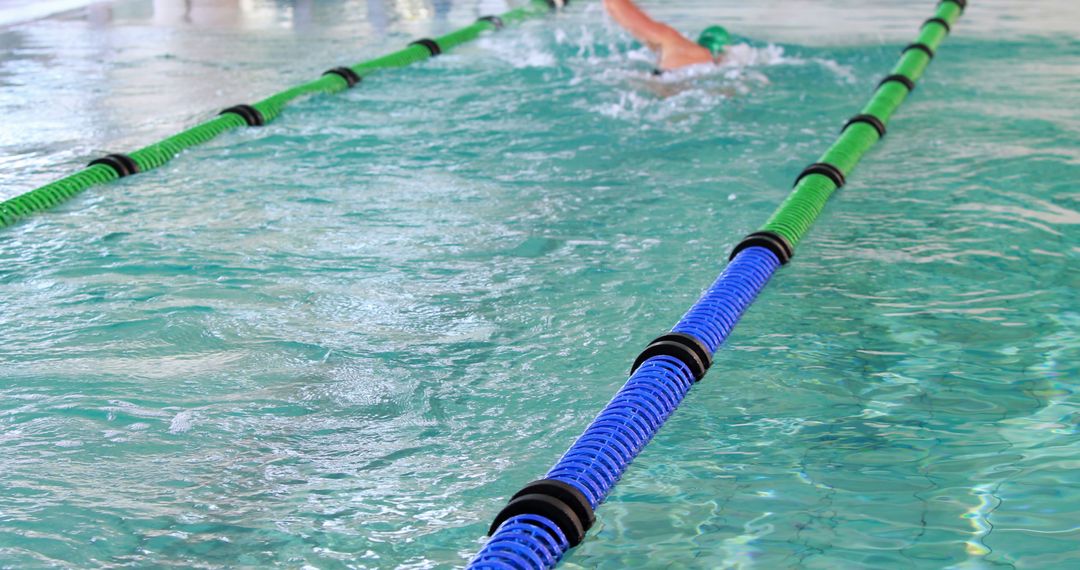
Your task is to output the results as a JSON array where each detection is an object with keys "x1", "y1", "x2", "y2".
[{"x1": 603, "y1": 0, "x2": 667, "y2": 46}]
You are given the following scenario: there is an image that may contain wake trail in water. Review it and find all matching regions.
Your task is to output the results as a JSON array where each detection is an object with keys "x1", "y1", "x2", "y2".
[{"x1": 478, "y1": 20, "x2": 856, "y2": 126}]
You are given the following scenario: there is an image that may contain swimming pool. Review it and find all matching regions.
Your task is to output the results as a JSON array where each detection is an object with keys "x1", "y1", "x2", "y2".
[{"x1": 1, "y1": 0, "x2": 1077, "y2": 567}]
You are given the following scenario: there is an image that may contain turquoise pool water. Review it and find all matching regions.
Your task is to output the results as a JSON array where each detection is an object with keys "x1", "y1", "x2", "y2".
[{"x1": 1, "y1": 0, "x2": 1078, "y2": 567}]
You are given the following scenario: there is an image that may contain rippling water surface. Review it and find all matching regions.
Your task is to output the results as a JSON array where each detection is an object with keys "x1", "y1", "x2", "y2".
[{"x1": 1, "y1": 0, "x2": 1077, "y2": 568}]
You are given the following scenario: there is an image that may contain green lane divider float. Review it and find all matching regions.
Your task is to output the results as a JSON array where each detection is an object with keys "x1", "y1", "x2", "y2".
[
  {"x1": 746, "y1": 0, "x2": 963, "y2": 258},
  {"x1": 0, "y1": 0, "x2": 563, "y2": 229}
]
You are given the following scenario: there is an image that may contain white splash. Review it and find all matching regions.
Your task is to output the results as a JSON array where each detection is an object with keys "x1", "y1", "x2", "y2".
[{"x1": 169, "y1": 411, "x2": 194, "y2": 434}]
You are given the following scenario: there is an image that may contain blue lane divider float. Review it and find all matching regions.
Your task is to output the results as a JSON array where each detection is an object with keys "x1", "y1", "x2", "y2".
[{"x1": 469, "y1": 246, "x2": 780, "y2": 569}]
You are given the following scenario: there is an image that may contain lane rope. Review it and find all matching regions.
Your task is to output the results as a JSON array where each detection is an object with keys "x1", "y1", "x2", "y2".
[
  {"x1": 0, "y1": 0, "x2": 566, "y2": 229},
  {"x1": 470, "y1": 2, "x2": 965, "y2": 568}
]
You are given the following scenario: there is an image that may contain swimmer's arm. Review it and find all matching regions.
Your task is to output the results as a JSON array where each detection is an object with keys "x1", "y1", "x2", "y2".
[{"x1": 602, "y1": 0, "x2": 686, "y2": 52}]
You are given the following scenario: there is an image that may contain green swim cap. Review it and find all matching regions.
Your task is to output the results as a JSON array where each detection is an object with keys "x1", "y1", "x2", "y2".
[{"x1": 697, "y1": 25, "x2": 731, "y2": 55}]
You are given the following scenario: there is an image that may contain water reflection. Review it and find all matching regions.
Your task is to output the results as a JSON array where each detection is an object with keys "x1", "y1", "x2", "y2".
[
  {"x1": 11, "y1": 0, "x2": 472, "y2": 32},
  {"x1": 129, "y1": 0, "x2": 457, "y2": 30},
  {"x1": 118, "y1": 0, "x2": 507, "y2": 32},
  {"x1": 151, "y1": 0, "x2": 233, "y2": 26}
]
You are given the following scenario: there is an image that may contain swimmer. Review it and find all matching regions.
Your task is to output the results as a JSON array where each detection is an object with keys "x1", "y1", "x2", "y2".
[{"x1": 603, "y1": 0, "x2": 730, "y2": 73}]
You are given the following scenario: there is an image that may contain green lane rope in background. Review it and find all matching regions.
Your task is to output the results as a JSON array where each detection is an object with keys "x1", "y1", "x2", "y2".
[
  {"x1": 757, "y1": 0, "x2": 962, "y2": 252},
  {"x1": 0, "y1": 0, "x2": 557, "y2": 230}
]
